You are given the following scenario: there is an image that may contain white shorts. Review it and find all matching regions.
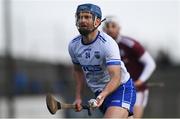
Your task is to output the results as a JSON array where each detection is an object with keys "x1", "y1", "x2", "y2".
[{"x1": 135, "y1": 89, "x2": 149, "y2": 108}]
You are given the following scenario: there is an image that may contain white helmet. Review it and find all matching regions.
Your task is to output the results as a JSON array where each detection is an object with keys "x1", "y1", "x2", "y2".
[{"x1": 102, "y1": 16, "x2": 120, "y2": 30}]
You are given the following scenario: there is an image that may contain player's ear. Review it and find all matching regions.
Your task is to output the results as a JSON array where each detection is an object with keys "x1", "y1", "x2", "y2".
[{"x1": 94, "y1": 18, "x2": 101, "y2": 27}]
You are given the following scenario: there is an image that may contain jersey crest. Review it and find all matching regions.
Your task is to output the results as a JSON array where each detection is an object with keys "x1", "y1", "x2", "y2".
[{"x1": 94, "y1": 51, "x2": 100, "y2": 59}]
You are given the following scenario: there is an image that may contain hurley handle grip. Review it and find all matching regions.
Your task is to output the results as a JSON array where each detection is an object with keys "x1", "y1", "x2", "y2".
[{"x1": 60, "y1": 103, "x2": 91, "y2": 116}]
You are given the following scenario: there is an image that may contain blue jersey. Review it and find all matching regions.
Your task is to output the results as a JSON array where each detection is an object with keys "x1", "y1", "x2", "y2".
[{"x1": 68, "y1": 31, "x2": 130, "y2": 93}]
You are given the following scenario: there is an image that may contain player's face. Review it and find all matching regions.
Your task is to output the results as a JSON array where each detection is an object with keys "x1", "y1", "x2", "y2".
[
  {"x1": 76, "y1": 12, "x2": 94, "y2": 28},
  {"x1": 76, "y1": 12, "x2": 99, "y2": 36},
  {"x1": 104, "y1": 22, "x2": 120, "y2": 40},
  {"x1": 76, "y1": 12, "x2": 94, "y2": 30}
]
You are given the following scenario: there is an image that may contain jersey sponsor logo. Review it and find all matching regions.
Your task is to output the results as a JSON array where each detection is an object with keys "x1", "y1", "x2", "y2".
[
  {"x1": 82, "y1": 65, "x2": 102, "y2": 72},
  {"x1": 94, "y1": 51, "x2": 100, "y2": 59}
]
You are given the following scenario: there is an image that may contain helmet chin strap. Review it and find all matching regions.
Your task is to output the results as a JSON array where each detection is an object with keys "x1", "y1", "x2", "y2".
[
  {"x1": 78, "y1": 18, "x2": 106, "y2": 36},
  {"x1": 91, "y1": 18, "x2": 106, "y2": 32}
]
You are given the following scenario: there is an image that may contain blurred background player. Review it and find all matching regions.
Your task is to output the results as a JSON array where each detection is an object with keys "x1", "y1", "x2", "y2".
[{"x1": 102, "y1": 16, "x2": 156, "y2": 118}]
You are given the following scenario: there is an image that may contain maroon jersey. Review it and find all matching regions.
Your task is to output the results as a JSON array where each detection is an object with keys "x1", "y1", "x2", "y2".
[{"x1": 117, "y1": 36, "x2": 147, "y2": 91}]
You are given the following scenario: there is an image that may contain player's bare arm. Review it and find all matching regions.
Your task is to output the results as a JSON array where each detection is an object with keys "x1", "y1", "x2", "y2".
[
  {"x1": 73, "y1": 64, "x2": 85, "y2": 111},
  {"x1": 96, "y1": 65, "x2": 121, "y2": 107}
]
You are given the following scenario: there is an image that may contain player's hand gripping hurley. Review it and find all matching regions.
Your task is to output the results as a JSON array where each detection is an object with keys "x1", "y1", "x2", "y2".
[{"x1": 46, "y1": 94, "x2": 93, "y2": 116}]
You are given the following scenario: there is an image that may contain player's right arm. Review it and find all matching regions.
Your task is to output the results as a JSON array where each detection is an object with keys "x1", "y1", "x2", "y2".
[
  {"x1": 68, "y1": 41, "x2": 84, "y2": 111},
  {"x1": 73, "y1": 64, "x2": 85, "y2": 111}
]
